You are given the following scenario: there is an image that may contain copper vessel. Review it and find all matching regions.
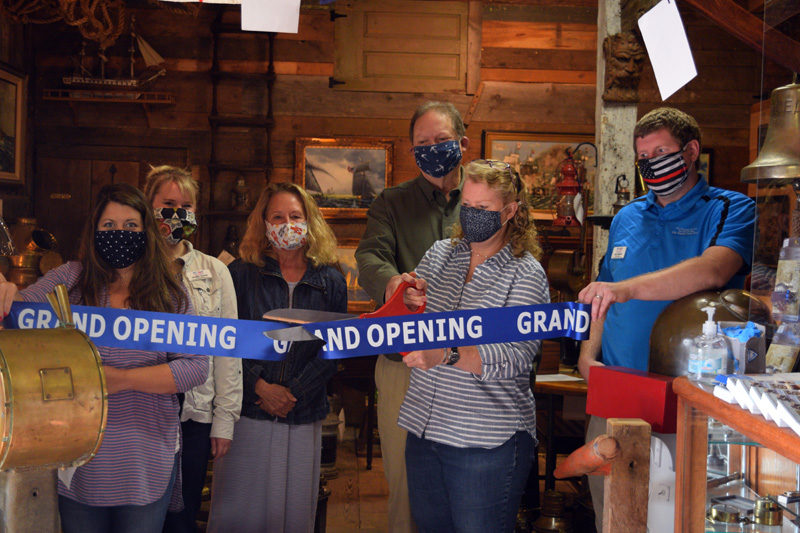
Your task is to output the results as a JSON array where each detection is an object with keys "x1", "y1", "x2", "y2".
[{"x1": 0, "y1": 285, "x2": 107, "y2": 470}]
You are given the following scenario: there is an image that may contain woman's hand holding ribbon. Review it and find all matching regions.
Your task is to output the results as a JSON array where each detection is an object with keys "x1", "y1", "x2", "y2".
[{"x1": 404, "y1": 348, "x2": 446, "y2": 371}]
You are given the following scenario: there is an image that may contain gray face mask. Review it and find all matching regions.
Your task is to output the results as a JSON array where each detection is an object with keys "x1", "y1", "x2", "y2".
[{"x1": 460, "y1": 205, "x2": 505, "y2": 242}]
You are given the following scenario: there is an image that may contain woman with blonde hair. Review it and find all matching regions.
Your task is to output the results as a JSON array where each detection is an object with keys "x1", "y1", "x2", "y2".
[
  {"x1": 142, "y1": 166, "x2": 242, "y2": 533},
  {"x1": 208, "y1": 182, "x2": 346, "y2": 533},
  {"x1": 396, "y1": 159, "x2": 549, "y2": 533}
]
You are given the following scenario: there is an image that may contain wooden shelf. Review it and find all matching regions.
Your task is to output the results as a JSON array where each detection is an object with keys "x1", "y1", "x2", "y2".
[
  {"x1": 42, "y1": 88, "x2": 175, "y2": 128},
  {"x1": 43, "y1": 88, "x2": 174, "y2": 105}
]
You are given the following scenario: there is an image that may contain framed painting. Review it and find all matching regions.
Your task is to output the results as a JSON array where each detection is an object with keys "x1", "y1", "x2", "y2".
[
  {"x1": 482, "y1": 131, "x2": 595, "y2": 216},
  {"x1": 296, "y1": 137, "x2": 393, "y2": 219},
  {"x1": 0, "y1": 65, "x2": 25, "y2": 183},
  {"x1": 335, "y1": 244, "x2": 374, "y2": 314}
]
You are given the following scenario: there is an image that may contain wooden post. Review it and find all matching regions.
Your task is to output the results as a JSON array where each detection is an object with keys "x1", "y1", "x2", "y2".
[
  {"x1": 603, "y1": 418, "x2": 651, "y2": 533},
  {"x1": 592, "y1": 0, "x2": 639, "y2": 278}
]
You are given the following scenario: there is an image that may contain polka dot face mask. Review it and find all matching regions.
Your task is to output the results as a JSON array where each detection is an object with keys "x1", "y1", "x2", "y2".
[{"x1": 94, "y1": 230, "x2": 147, "y2": 269}]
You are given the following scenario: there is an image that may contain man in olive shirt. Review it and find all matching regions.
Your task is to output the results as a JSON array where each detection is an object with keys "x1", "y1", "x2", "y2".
[{"x1": 356, "y1": 101, "x2": 468, "y2": 533}]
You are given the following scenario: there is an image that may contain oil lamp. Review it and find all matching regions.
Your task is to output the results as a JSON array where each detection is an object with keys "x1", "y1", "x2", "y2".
[{"x1": 552, "y1": 148, "x2": 583, "y2": 227}]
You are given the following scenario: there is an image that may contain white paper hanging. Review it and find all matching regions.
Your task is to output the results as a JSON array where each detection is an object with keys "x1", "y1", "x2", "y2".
[
  {"x1": 637, "y1": 0, "x2": 697, "y2": 101},
  {"x1": 241, "y1": 0, "x2": 301, "y2": 33}
]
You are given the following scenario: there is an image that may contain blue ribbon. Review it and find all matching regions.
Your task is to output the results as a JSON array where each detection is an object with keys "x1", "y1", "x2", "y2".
[{"x1": 4, "y1": 301, "x2": 590, "y2": 361}]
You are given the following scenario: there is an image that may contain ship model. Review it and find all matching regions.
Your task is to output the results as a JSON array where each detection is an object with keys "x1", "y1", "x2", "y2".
[{"x1": 63, "y1": 16, "x2": 165, "y2": 90}]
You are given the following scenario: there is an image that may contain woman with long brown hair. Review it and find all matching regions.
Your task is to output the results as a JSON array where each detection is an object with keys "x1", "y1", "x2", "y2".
[
  {"x1": 207, "y1": 182, "x2": 346, "y2": 533},
  {"x1": 0, "y1": 183, "x2": 208, "y2": 533}
]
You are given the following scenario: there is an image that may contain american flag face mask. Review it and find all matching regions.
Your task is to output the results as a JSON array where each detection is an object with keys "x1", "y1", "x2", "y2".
[{"x1": 636, "y1": 145, "x2": 689, "y2": 197}]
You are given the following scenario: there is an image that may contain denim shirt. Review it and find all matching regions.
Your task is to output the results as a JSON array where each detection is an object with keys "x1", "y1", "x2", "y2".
[{"x1": 228, "y1": 256, "x2": 347, "y2": 424}]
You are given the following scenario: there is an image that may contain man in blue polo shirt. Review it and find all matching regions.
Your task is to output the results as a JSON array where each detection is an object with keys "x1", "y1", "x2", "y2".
[{"x1": 577, "y1": 107, "x2": 755, "y2": 529}]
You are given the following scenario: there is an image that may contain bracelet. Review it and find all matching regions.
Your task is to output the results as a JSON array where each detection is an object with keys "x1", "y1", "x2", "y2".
[{"x1": 441, "y1": 347, "x2": 448, "y2": 364}]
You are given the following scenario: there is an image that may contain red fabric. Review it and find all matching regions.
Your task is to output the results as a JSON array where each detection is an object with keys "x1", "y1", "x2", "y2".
[{"x1": 586, "y1": 366, "x2": 677, "y2": 433}]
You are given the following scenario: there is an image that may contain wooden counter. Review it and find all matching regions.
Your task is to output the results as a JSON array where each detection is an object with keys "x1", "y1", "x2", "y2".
[{"x1": 673, "y1": 376, "x2": 800, "y2": 532}]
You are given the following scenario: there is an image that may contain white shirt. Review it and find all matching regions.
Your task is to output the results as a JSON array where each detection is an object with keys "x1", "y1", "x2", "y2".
[{"x1": 179, "y1": 241, "x2": 243, "y2": 440}]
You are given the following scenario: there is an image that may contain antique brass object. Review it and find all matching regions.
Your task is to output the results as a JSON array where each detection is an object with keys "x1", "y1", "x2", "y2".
[
  {"x1": 533, "y1": 490, "x2": 573, "y2": 533},
  {"x1": 741, "y1": 82, "x2": 800, "y2": 184},
  {"x1": 0, "y1": 328, "x2": 107, "y2": 470},
  {"x1": 707, "y1": 503, "x2": 740, "y2": 523},
  {"x1": 753, "y1": 497, "x2": 782, "y2": 525},
  {"x1": 0, "y1": 285, "x2": 107, "y2": 470}
]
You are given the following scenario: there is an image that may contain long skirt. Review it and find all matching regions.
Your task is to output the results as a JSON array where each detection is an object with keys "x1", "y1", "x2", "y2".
[{"x1": 207, "y1": 416, "x2": 322, "y2": 533}]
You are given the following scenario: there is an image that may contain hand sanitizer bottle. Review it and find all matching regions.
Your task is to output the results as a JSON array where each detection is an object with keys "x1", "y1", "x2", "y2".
[{"x1": 690, "y1": 306, "x2": 730, "y2": 379}]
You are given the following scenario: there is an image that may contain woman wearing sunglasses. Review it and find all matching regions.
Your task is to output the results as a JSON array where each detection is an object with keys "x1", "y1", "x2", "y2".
[
  {"x1": 395, "y1": 159, "x2": 549, "y2": 533},
  {"x1": 144, "y1": 166, "x2": 243, "y2": 533}
]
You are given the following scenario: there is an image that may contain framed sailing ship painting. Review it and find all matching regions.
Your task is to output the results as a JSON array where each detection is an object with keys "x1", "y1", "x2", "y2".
[
  {"x1": 0, "y1": 66, "x2": 25, "y2": 184},
  {"x1": 296, "y1": 137, "x2": 393, "y2": 220}
]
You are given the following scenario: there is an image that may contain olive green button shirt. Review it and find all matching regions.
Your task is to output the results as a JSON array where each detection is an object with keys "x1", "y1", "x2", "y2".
[{"x1": 355, "y1": 173, "x2": 463, "y2": 305}]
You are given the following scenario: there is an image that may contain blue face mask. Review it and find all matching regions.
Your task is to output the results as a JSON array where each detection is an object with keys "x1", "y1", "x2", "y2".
[
  {"x1": 413, "y1": 140, "x2": 462, "y2": 179},
  {"x1": 460, "y1": 205, "x2": 505, "y2": 243}
]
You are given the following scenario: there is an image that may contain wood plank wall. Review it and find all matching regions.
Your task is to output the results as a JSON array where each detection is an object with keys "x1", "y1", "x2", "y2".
[{"x1": 6, "y1": 0, "x2": 791, "y2": 257}]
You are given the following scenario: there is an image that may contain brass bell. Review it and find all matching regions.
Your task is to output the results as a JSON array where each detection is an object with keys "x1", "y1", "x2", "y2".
[{"x1": 741, "y1": 82, "x2": 800, "y2": 183}]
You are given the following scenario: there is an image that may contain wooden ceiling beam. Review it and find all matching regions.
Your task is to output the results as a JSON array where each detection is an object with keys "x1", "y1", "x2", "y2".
[
  {"x1": 683, "y1": 0, "x2": 800, "y2": 73},
  {"x1": 764, "y1": 0, "x2": 800, "y2": 27}
]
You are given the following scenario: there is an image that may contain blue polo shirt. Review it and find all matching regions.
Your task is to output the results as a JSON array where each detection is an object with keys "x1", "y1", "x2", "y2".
[{"x1": 597, "y1": 179, "x2": 755, "y2": 371}]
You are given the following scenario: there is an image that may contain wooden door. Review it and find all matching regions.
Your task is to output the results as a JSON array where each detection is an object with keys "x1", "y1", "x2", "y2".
[{"x1": 34, "y1": 147, "x2": 187, "y2": 259}]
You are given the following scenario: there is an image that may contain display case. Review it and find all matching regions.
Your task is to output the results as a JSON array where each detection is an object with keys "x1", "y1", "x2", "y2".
[{"x1": 674, "y1": 376, "x2": 800, "y2": 532}]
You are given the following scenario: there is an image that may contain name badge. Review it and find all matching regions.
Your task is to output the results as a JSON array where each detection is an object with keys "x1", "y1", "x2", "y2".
[
  {"x1": 187, "y1": 269, "x2": 213, "y2": 281},
  {"x1": 611, "y1": 246, "x2": 626, "y2": 259}
]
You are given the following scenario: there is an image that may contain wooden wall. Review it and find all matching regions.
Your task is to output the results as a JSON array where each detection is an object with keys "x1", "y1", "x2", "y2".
[{"x1": 2, "y1": 0, "x2": 791, "y2": 258}]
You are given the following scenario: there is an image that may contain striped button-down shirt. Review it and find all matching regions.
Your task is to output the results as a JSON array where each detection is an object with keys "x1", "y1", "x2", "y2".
[
  {"x1": 20, "y1": 262, "x2": 208, "y2": 506},
  {"x1": 398, "y1": 239, "x2": 549, "y2": 449}
]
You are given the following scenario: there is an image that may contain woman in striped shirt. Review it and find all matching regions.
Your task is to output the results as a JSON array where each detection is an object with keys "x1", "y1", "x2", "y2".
[
  {"x1": 396, "y1": 159, "x2": 549, "y2": 533},
  {"x1": 0, "y1": 183, "x2": 208, "y2": 533}
]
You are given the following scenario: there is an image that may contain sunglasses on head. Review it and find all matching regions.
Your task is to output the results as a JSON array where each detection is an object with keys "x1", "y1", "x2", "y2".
[{"x1": 474, "y1": 159, "x2": 523, "y2": 193}]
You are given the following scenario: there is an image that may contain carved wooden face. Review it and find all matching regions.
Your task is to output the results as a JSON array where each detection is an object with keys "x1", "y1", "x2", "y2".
[{"x1": 602, "y1": 32, "x2": 647, "y2": 103}]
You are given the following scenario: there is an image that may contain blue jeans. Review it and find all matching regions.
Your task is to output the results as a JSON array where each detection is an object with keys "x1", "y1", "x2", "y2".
[
  {"x1": 405, "y1": 431, "x2": 533, "y2": 533},
  {"x1": 59, "y1": 454, "x2": 178, "y2": 533},
  {"x1": 163, "y1": 420, "x2": 212, "y2": 533}
]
